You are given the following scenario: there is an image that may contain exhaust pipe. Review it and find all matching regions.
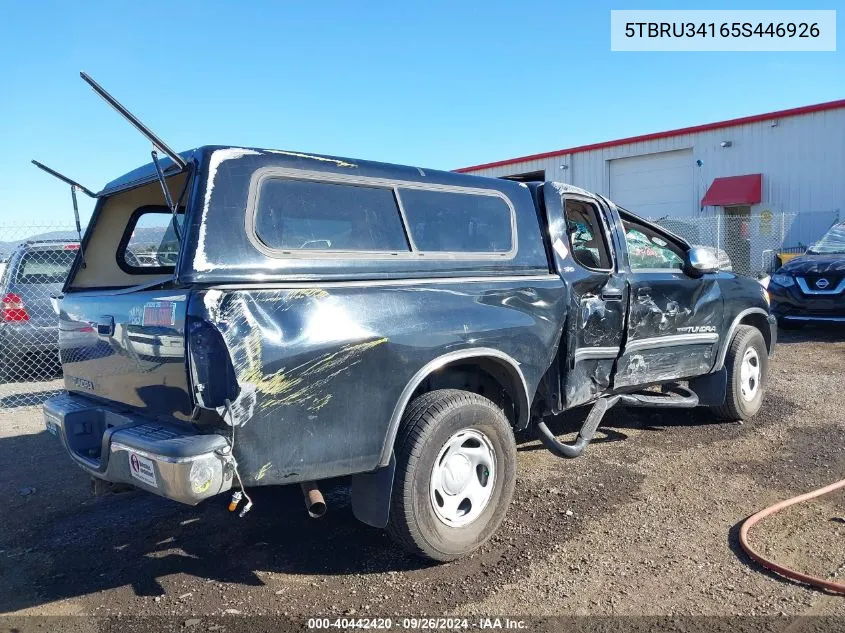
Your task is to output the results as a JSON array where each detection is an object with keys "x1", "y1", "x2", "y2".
[{"x1": 300, "y1": 481, "x2": 327, "y2": 518}]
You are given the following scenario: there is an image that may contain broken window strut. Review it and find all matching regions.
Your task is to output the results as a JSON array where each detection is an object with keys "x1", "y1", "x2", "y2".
[
  {"x1": 150, "y1": 150, "x2": 192, "y2": 245},
  {"x1": 30, "y1": 160, "x2": 93, "y2": 267}
]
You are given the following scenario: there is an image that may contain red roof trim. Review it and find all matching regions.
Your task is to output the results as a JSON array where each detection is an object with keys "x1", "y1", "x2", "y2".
[
  {"x1": 455, "y1": 98, "x2": 845, "y2": 173},
  {"x1": 701, "y1": 174, "x2": 762, "y2": 207}
]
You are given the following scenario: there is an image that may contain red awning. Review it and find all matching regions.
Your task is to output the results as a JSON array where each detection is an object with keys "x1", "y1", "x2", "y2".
[{"x1": 701, "y1": 174, "x2": 762, "y2": 207}]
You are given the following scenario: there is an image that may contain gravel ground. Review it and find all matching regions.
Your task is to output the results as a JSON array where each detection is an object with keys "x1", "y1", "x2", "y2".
[{"x1": 0, "y1": 328, "x2": 842, "y2": 622}]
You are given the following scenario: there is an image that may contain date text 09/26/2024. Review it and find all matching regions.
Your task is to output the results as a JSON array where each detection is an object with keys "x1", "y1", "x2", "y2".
[{"x1": 306, "y1": 618, "x2": 527, "y2": 630}]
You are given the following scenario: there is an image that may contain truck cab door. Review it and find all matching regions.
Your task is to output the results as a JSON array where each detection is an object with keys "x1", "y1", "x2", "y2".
[
  {"x1": 613, "y1": 210, "x2": 724, "y2": 389},
  {"x1": 542, "y1": 185, "x2": 628, "y2": 409}
]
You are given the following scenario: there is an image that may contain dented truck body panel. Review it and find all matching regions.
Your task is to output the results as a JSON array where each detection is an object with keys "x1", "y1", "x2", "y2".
[
  {"x1": 47, "y1": 144, "x2": 776, "y2": 510},
  {"x1": 189, "y1": 278, "x2": 566, "y2": 484},
  {"x1": 542, "y1": 188, "x2": 629, "y2": 408},
  {"x1": 615, "y1": 273, "x2": 724, "y2": 388}
]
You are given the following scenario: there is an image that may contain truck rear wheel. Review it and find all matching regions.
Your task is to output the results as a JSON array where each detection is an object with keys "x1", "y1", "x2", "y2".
[
  {"x1": 387, "y1": 389, "x2": 516, "y2": 562},
  {"x1": 711, "y1": 325, "x2": 768, "y2": 421}
]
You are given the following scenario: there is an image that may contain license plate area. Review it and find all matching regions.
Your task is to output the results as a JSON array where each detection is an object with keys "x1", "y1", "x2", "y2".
[
  {"x1": 142, "y1": 301, "x2": 176, "y2": 327},
  {"x1": 808, "y1": 299, "x2": 835, "y2": 311},
  {"x1": 128, "y1": 451, "x2": 159, "y2": 488}
]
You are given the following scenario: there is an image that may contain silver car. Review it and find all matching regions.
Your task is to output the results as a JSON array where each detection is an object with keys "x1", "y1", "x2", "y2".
[{"x1": 0, "y1": 240, "x2": 79, "y2": 380}]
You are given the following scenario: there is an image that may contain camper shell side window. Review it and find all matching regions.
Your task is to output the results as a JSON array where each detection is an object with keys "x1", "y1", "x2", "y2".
[{"x1": 245, "y1": 167, "x2": 518, "y2": 261}]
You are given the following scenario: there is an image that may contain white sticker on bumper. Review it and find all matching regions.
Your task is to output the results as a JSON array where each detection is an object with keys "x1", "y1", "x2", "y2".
[{"x1": 129, "y1": 452, "x2": 158, "y2": 488}]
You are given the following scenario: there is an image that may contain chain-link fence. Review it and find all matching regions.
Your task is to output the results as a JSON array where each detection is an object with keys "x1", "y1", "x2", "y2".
[
  {"x1": 0, "y1": 224, "x2": 80, "y2": 410},
  {"x1": 651, "y1": 209, "x2": 841, "y2": 277}
]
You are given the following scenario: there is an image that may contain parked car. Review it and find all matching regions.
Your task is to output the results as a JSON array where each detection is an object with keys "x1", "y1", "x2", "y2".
[
  {"x1": 44, "y1": 146, "x2": 776, "y2": 561},
  {"x1": 768, "y1": 221, "x2": 845, "y2": 327},
  {"x1": 0, "y1": 239, "x2": 79, "y2": 380}
]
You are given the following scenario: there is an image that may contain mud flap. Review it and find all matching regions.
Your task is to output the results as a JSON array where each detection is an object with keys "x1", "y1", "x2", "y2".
[
  {"x1": 688, "y1": 368, "x2": 727, "y2": 406},
  {"x1": 351, "y1": 452, "x2": 396, "y2": 528}
]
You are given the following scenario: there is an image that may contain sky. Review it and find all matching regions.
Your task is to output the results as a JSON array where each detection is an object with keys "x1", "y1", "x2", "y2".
[{"x1": 0, "y1": 0, "x2": 842, "y2": 227}]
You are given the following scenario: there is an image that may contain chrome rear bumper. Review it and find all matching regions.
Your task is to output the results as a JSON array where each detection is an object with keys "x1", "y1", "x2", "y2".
[{"x1": 44, "y1": 392, "x2": 234, "y2": 505}]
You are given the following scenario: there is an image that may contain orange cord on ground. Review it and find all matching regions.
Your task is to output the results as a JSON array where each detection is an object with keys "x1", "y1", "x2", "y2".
[{"x1": 739, "y1": 478, "x2": 845, "y2": 595}]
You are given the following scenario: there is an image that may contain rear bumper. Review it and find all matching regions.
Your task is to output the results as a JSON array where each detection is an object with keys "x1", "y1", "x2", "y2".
[
  {"x1": 0, "y1": 323, "x2": 59, "y2": 353},
  {"x1": 43, "y1": 392, "x2": 234, "y2": 505}
]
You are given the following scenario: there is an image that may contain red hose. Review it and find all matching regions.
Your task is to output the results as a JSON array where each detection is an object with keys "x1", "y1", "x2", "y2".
[{"x1": 739, "y1": 478, "x2": 845, "y2": 595}]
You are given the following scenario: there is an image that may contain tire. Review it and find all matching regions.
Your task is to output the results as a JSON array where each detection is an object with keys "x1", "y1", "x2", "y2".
[
  {"x1": 387, "y1": 389, "x2": 517, "y2": 562},
  {"x1": 711, "y1": 325, "x2": 768, "y2": 421}
]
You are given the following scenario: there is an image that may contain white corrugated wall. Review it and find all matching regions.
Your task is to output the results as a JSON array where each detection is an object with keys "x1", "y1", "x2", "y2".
[{"x1": 462, "y1": 107, "x2": 845, "y2": 224}]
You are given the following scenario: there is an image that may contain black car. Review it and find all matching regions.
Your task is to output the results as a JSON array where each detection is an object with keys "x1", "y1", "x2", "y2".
[{"x1": 769, "y1": 221, "x2": 845, "y2": 327}]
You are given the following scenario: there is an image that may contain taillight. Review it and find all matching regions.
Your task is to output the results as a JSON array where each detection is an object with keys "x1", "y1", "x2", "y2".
[
  {"x1": 2, "y1": 292, "x2": 30, "y2": 322},
  {"x1": 187, "y1": 318, "x2": 238, "y2": 409}
]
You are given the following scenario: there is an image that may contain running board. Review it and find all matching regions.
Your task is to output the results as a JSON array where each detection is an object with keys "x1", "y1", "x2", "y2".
[
  {"x1": 535, "y1": 383, "x2": 699, "y2": 460},
  {"x1": 617, "y1": 383, "x2": 699, "y2": 409},
  {"x1": 535, "y1": 396, "x2": 619, "y2": 459}
]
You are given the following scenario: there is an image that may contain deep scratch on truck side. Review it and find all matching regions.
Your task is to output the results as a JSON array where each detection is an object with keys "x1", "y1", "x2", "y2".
[
  {"x1": 240, "y1": 337, "x2": 388, "y2": 413},
  {"x1": 202, "y1": 288, "x2": 388, "y2": 425},
  {"x1": 254, "y1": 462, "x2": 273, "y2": 481}
]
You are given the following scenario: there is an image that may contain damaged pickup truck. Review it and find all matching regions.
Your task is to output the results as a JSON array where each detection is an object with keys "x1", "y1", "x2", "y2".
[{"x1": 41, "y1": 74, "x2": 775, "y2": 561}]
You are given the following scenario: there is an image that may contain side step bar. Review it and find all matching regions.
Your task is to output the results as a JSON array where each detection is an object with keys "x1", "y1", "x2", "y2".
[
  {"x1": 618, "y1": 383, "x2": 699, "y2": 409},
  {"x1": 536, "y1": 383, "x2": 699, "y2": 459}
]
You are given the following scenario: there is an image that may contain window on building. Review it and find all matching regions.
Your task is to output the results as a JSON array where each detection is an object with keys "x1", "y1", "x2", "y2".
[{"x1": 399, "y1": 188, "x2": 513, "y2": 253}]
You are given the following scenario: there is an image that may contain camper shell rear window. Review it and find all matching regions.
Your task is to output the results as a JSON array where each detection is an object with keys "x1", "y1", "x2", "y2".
[
  {"x1": 117, "y1": 206, "x2": 184, "y2": 274},
  {"x1": 246, "y1": 168, "x2": 517, "y2": 259}
]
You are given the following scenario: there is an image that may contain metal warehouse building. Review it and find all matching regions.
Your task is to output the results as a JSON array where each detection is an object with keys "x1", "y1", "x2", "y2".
[{"x1": 456, "y1": 99, "x2": 845, "y2": 275}]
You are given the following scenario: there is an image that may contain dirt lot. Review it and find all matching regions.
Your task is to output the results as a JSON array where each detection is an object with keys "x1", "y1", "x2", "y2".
[{"x1": 0, "y1": 329, "x2": 842, "y2": 623}]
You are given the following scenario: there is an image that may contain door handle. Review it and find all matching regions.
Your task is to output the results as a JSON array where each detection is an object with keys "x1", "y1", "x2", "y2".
[
  {"x1": 601, "y1": 288, "x2": 623, "y2": 301},
  {"x1": 97, "y1": 315, "x2": 115, "y2": 337}
]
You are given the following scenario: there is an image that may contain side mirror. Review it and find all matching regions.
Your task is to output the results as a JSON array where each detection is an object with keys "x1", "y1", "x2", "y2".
[{"x1": 685, "y1": 246, "x2": 720, "y2": 276}]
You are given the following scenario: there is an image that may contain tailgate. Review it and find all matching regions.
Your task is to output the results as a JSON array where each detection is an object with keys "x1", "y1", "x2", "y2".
[{"x1": 59, "y1": 289, "x2": 192, "y2": 419}]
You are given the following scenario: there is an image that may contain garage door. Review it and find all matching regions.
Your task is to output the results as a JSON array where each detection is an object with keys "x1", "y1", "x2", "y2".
[{"x1": 609, "y1": 149, "x2": 694, "y2": 219}]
